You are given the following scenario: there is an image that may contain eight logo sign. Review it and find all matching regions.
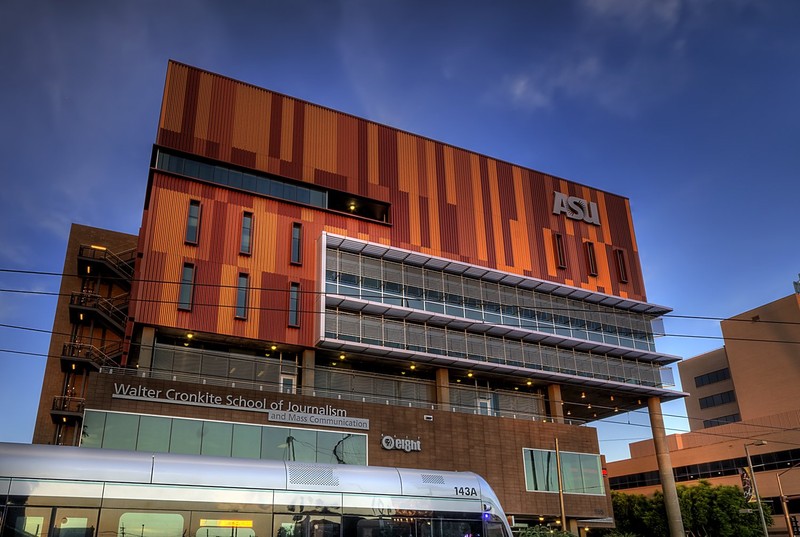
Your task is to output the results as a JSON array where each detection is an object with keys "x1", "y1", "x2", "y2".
[{"x1": 381, "y1": 435, "x2": 422, "y2": 452}]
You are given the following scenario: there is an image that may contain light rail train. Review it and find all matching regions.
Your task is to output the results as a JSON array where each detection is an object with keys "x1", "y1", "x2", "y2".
[{"x1": 0, "y1": 442, "x2": 512, "y2": 537}]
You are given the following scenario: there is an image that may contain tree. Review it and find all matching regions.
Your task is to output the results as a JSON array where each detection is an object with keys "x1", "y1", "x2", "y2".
[
  {"x1": 677, "y1": 480, "x2": 771, "y2": 537},
  {"x1": 596, "y1": 481, "x2": 771, "y2": 537},
  {"x1": 609, "y1": 491, "x2": 661, "y2": 536}
]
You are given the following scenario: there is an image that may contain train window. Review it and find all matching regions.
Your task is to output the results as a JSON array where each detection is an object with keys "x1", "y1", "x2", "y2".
[
  {"x1": 0, "y1": 508, "x2": 98, "y2": 537},
  {"x1": 122, "y1": 513, "x2": 184, "y2": 537},
  {"x1": 344, "y1": 517, "x2": 414, "y2": 537},
  {"x1": 432, "y1": 520, "x2": 482, "y2": 537},
  {"x1": 273, "y1": 515, "x2": 340, "y2": 537},
  {"x1": 2, "y1": 507, "x2": 52, "y2": 537},
  {"x1": 52, "y1": 509, "x2": 98, "y2": 537},
  {"x1": 485, "y1": 522, "x2": 508, "y2": 537},
  {"x1": 98, "y1": 512, "x2": 186, "y2": 537},
  {"x1": 196, "y1": 523, "x2": 254, "y2": 537},
  {"x1": 191, "y1": 513, "x2": 270, "y2": 537}
]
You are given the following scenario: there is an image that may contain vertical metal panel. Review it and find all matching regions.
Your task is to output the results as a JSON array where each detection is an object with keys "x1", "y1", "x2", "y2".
[{"x1": 153, "y1": 61, "x2": 649, "y2": 305}]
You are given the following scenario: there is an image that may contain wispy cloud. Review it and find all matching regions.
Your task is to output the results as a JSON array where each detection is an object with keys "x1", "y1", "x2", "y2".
[
  {"x1": 579, "y1": 0, "x2": 683, "y2": 33},
  {"x1": 504, "y1": 56, "x2": 602, "y2": 112},
  {"x1": 497, "y1": 2, "x2": 695, "y2": 117}
]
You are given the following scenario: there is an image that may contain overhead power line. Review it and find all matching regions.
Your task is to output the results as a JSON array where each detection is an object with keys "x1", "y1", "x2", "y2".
[
  {"x1": 1, "y1": 286, "x2": 799, "y2": 346},
  {"x1": 3, "y1": 341, "x2": 800, "y2": 452},
  {"x1": 2, "y1": 267, "x2": 799, "y2": 327},
  {"x1": 0, "y1": 319, "x2": 798, "y2": 441}
]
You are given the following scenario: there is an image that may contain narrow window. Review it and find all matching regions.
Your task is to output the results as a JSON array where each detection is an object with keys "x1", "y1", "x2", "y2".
[
  {"x1": 554, "y1": 233, "x2": 567, "y2": 269},
  {"x1": 478, "y1": 397, "x2": 493, "y2": 416},
  {"x1": 614, "y1": 249, "x2": 629, "y2": 283},
  {"x1": 178, "y1": 263, "x2": 195, "y2": 310},
  {"x1": 235, "y1": 273, "x2": 249, "y2": 319},
  {"x1": 288, "y1": 282, "x2": 300, "y2": 327},
  {"x1": 240, "y1": 212, "x2": 253, "y2": 254},
  {"x1": 280, "y1": 374, "x2": 296, "y2": 394},
  {"x1": 290, "y1": 222, "x2": 302, "y2": 265},
  {"x1": 185, "y1": 200, "x2": 201, "y2": 244},
  {"x1": 585, "y1": 241, "x2": 598, "y2": 276}
]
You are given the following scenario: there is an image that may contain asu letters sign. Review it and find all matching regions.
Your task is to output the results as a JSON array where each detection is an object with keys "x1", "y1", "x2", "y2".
[{"x1": 552, "y1": 192, "x2": 600, "y2": 225}]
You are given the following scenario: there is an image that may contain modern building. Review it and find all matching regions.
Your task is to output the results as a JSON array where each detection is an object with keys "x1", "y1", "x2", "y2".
[
  {"x1": 608, "y1": 290, "x2": 800, "y2": 536},
  {"x1": 34, "y1": 61, "x2": 683, "y2": 534}
]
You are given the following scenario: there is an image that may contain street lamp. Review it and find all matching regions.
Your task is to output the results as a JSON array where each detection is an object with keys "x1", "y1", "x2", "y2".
[
  {"x1": 744, "y1": 440, "x2": 770, "y2": 537},
  {"x1": 777, "y1": 462, "x2": 800, "y2": 537}
]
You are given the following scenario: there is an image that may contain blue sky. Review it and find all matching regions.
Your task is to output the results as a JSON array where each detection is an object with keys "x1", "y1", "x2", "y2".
[{"x1": 1, "y1": 0, "x2": 799, "y2": 462}]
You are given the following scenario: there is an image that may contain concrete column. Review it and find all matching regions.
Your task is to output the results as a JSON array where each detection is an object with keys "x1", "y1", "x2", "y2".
[
  {"x1": 648, "y1": 396, "x2": 685, "y2": 537},
  {"x1": 547, "y1": 384, "x2": 564, "y2": 423},
  {"x1": 137, "y1": 326, "x2": 155, "y2": 370},
  {"x1": 436, "y1": 368, "x2": 450, "y2": 410},
  {"x1": 301, "y1": 349, "x2": 316, "y2": 395}
]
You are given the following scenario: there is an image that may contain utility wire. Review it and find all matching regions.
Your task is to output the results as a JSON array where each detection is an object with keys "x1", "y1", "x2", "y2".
[
  {"x1": 4, "y1": 341, "x2": 800, "y2": 453},
  {"x1": 1, "y1": 321, "x2": 799, "y2": 442},
  {"x1": 2, "y1": 267, "x2": 799, "y2": 327},
  {"x1": 1, "y1": 286, "x2": 799, "y2": 346}
]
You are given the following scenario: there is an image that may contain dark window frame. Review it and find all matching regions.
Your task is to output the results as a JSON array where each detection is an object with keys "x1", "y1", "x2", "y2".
[
  {"x1": 699, "y1": 390, "x2": 736, "y2": 409},
  {"x1": 185, "y1": 200, "x2": 201, "y2": 245},
  {"x1": 614, "y1": 249, "x2": 628, "y2": 283},
  {"x1": 695, "y1": 367, "x2": 731, "y2": 388},
  {"x1": 289, "y1": 282, "x2": 300, "y2": 327},
  {"x1": 155, "y1": 149, "x2": 390, "y2": 224},
  {"x1": 703, "y1": 413, "x2": 741, "y2": 428},
  {"x1": 235, "y1": 272, "x2": 249, "y2": 319},
  {"x1": 290, "y1": 222, "x2": 303, "y2": 265},
  {"x1": 178, "y1": 263, "x2": 195, "y2": 311},
  {"x1": 585, "y1": 241, "x2": 598, "y2": 276},
  {"x1": 240, "y1": 212, "x2": 253, "y2": 255},
  {"x1": 554, "y1": 233, "x2": 567, "y2": 269}
]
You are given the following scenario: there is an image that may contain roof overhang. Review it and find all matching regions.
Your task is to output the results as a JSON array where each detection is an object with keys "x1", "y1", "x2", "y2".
[{"x1": 324, "y1": 233, "x2": 672, "y2": 316}]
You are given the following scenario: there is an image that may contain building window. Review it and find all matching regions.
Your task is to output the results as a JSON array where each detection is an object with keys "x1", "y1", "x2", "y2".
[
  {"x1": 82, "y1": 409, "x2": 368, "y2": 464},
  {"x1": 235, "y1": 273, "x2": 249, "y2": 319},
  {"x1": 698, "y1": 390, "x2": 736, "y2": 409},
  {"x1": 703, "y1": 413, "x2": 741, "y2": 428},
  {"x1": 585, "y1": 241, "x2": 598, "y2": 276},
  {"x1": 185, "y1": 200, "x2": 201, "y2": 244},
  {"x1": 478, "y1": 397, "x2": 493, "y2": 416},
  {"x1": 289, "y1": 282, "x2": 300, "y2": 327},
  {"x1": 240, "y1": 212, "x2": 253, "y2": 255},
  {"x1": 291, "y1": 222, "x2": 302, "y2": 265},
  {"x1": 554, "y1": 233, "x2": 567, "y2": 269},
  {"x1": 178, "y1": 263, "x2": 195, "y2": 310},
  {"x1": 155, "y1": 149, "x2": 390, "y2": 224},
  {"x1": 523, "y1": 448, "x2": 604, "y2": 495},
  {"x1": 695, "y1": 368, "x2": 731, "y2": 388},
  {"x1": 614, "y1": 249, "x2": 629, "y2": 283},
  {"x1": 280, "y1": 374, "x2": 296, "y2": 394}
]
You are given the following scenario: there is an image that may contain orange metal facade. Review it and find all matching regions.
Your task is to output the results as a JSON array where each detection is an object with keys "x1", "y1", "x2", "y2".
[{"x1": 133, "y1": 61, "x2": 647, "y2": 342}]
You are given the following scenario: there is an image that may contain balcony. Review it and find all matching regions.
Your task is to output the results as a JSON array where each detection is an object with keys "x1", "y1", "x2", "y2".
[
  {"x1": 61, "y1": 341, "x2": 124, "y2": 372},
  {"x1": 50, "y1": 396, "x2": 85, "y2": 424},
  {"x1": 100, "y1": 365, "x2": 566, "y2": 423},
  {"x1": 68, "y1": 292, "x2": 128, "y2": 334},
  {"x1": 77, "y1": 245, "x2": 135, "y2": 288}
]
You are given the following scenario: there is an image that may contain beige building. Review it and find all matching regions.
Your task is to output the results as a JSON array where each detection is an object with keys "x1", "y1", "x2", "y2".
[{"x1": 608, "y1": 290, "x2": 800, "y2": 536}]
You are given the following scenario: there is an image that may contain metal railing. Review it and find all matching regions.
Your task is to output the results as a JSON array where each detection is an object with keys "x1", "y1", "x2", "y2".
[
  {"x1": 62, "y1": 341, "x2": 123, "y2": 368},
  {"x1": 52, "y1": 396, "x2": 85, "y2": 413},
  {"x1": 70, "y1": 292, "x2": 129, "y2": 332},
  {"x1": 78, "y1": 245, "x2": 136, "y2": 280},
  {"x1": 99, "y1": 366, "x2": 578, "y2": 423}
]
